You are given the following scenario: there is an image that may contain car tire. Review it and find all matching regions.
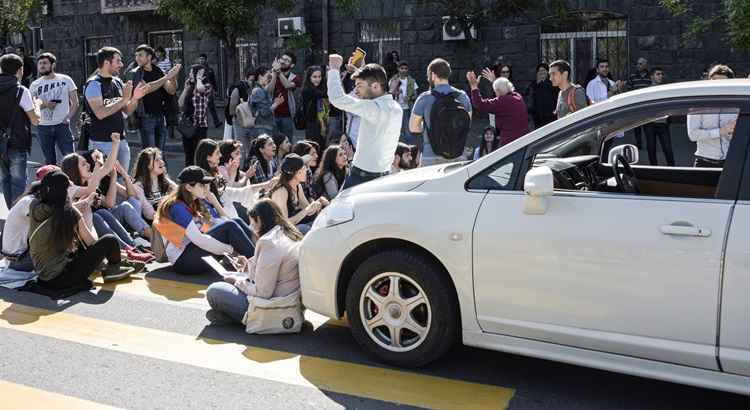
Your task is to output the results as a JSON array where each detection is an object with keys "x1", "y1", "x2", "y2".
[{"x1": 345, "y1": 249, "x2": 458, "y2": 368}]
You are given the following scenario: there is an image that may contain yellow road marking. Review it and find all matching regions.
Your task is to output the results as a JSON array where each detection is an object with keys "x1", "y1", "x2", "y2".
[
  {"x1": 94, "y1": 275, "x2": 348, "y2": 328},
  {"x1": 0, "y1": 380, "x2": 123, "y2": 410},
  {"x1": 0, "y1": 301, "x2": 514, "y2": 409}
]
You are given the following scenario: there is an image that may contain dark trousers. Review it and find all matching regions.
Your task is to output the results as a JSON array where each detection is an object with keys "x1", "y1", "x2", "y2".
[
  {"x1": 40, "y1": 235, "x2": 121, "y2": 290},
  {"x1": 644, "y1": 123, "x2": 675, "y2": 166},
  {"x1": 208, "y1": 95, "x2": 221, "y2": 127},
  {"x1": 183, "y1": 127, "x2": 207, "y2": 167},
  {"x1": 341, "y1": 167, "x2": 386, "y2": 191},
  {"x1": 174, "y1": 219, "x2": 255, "y2": 275},
  {"x1": 694, "y1": 156, "x2": 725, "y2": 168}
]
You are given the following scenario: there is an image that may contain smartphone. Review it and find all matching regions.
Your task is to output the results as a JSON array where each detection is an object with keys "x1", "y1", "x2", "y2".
[
  {"x1": 351, "y1": 47, "x2": 366, "y2": 67},
  {"x1": 219, "y1": 254, "x2": 238, "y2": 271},
  {"x1": 50, "y1": 99, "x2": 62, "y2": 103}
]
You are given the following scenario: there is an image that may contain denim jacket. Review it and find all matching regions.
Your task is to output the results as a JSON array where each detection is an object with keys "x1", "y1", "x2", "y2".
[{"x1": 250, "y1": 86, "x2": 275, "y2": 130}]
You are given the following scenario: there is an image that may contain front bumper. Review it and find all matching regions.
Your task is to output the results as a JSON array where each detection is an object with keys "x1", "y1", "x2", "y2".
[{"x1": 299, "y1": 224, "x2": 348, "y2": 319}]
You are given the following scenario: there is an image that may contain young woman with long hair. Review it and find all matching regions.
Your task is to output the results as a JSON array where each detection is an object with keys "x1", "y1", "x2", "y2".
[
  {"x1": 242, "y1": 66, "x2": 284, "y2": 165},
  {"x1": 474, "y1": 126, "x2": 500, "y2": 160},
  {"x1": 29, "y1": 171, "x2": 134, "y2": 291},
  {"x1": 154, "y1": 166, "x2": 255, "y2": 276},
  {"x1": 132, "y1": 147, "x2": 177, "y2": 221},
  {"x1": 272, "y1": 133, "x2": 292, "y2": 163},
  {"x1": 291, "y1": 140, "x2": 319, "y2": 199},
  {"x1": 267, "y1": 154, "x2": 328, "y2": 234},
  {"x1": 315, "y1": 145, "x2": 348, "y2": 200},
  {"x1": 248, "y1": 135, "x2": 278, "y2": 184},
  {"x1": 301, "y1": 66, "x2": 329, "y2": 149},
  {"x1": 218, "y1": 140, "x2": 255, "y2": 188},
  {"x1": 205, "y1": 198, "x2": 304, "y2": 325},
  {"x1": 196, "y1": 138, "x2": 270, "y2": 222}
]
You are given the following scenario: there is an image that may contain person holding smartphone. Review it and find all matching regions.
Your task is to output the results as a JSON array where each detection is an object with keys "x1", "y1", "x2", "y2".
[{"x1": 30, "y1": 52, "x2": 79, "y2": 165}]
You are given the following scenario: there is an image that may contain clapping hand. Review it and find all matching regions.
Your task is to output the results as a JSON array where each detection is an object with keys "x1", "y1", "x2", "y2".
[
  {"x1": 166, "y1": 64, "x2": 182, "y2": 80},
  {"x1": 318, "y1": 197, "x2": 330, "y2": 207},
  {"x1": 481, "y1": 68, "x2": 497, "y2": 83},
  {"x1": 123, "y1": 81, "x2": 134, "y2": 100},
  {"x1": 114, "y1": 161, "x2": 129, "y2": 177},
  {"x1": 466, "y1": 71, "x2": 480, "y2": 89},
  {"x1": 133, "y1": 81, "x2": 150, "y2": 100}
]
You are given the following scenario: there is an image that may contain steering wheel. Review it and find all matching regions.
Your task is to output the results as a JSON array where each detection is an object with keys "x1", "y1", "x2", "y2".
[{"x1": 613, "y1": 154, "x2": 640, "y2": 194}]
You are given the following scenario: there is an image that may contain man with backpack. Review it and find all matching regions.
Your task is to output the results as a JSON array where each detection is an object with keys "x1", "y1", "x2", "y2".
[
  {"x1": 0, "y1": 53, "x2": 41, "y2": 207},
  {"x1": 549, "y1": 60, "x2": 589, "y2": 119},
  {"x1": 327, "y1": 53, "x2": 402, "y2": 190},
  {"x1": 409, "y1": 58, "x2": 472, "y2": 166}
]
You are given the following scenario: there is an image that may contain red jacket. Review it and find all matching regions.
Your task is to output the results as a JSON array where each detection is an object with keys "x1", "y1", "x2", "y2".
[{"x1": 470, "y1": 89, "x2": 529, "y2": 146}]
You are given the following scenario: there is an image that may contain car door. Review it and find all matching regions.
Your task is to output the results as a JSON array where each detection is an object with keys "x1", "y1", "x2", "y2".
[
  {"x1": 720, "y1": 134, "x2": 750, "y2": 377},
  {"x1": 472, "y1": 99, "x2": 750, "y2": 370}
]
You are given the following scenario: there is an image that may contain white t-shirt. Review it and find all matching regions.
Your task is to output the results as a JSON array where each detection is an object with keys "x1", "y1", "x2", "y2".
[
  {"x1": 30, "y1": 74, "x2": 77, "y2": 126},
  {"x1": 18, "y1": 87, "x2": 33, "y2": 112},
  {"x1": 398, "y1": 79, "x2": 408, "y2": 109},
  {"x1": 2, "y1": 195, "x2": 34, "y2": 256}
]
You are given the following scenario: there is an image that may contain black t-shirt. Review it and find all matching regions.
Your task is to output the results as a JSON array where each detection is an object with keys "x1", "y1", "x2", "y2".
[
  {"x1": 141, "y1": 66, "x2": 166, "y2": 115},
  {"x1": 85, "y1": 75, "x2": 126, "y2": 142}
]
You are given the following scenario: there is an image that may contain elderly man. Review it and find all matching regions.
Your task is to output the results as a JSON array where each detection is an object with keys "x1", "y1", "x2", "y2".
[{"x1": 467, "y1": 70, "x2": 529, "y2": 146}]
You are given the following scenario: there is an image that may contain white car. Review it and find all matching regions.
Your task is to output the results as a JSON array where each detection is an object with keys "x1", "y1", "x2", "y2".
[{"x1": 299, "y1": 80, "x2": 750, "y2": 395}]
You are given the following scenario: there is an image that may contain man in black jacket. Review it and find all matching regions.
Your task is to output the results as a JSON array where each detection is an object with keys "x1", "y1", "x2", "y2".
[{"x1": 0, "y1": 53, "x2": 41, "y2": 207}]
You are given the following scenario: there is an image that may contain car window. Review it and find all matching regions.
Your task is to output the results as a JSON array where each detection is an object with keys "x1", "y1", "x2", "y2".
[
  {"x1": 527, "y1": 103, "x2": 743, "y2": 200},
  {"x1": 467, "y1": 150, "x2": 524, "y2": 191}
]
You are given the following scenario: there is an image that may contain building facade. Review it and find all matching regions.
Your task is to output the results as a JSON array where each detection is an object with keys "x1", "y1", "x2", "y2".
[{"x1": 34, "y1": 0, "x2": 748, "y2": 97}]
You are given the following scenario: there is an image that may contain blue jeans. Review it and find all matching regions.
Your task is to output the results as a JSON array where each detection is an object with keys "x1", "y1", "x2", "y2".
[
  {"x1": 206, "y1": 281, "x2": 249, "y2": 323},
  {"x1": 90, "y1": 139, "x2": 131, "y2": 171},
  {"x1": 37, "y1": 123, "x2": 74, "y2": 165},
  {"x1": 110, "y1": 197, "x2": 147, "y2": 235},
  {"x1": 139, "y1": 113, "x2": 168, "y2": 151},
  {"x1": 275, "y1": 117, "x2": 295, "y2": 141},
  {"x1": 0, "y1": 148, "x2": 28, "y2": 208},
  {"x1": 174, "y1": 218, "x2": 255, "y2": 275},
  {"x1": 93, "y1": 209, "x2": 135, "y2": 248}
]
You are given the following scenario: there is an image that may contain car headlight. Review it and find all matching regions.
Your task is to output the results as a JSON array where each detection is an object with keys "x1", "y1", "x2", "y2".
[{"x1": 311, "y1": 198, "x2": 355, "y2": 230}]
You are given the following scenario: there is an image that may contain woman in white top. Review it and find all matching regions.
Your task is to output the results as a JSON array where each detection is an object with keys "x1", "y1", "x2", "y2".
[
  {"x1": 687, "y1": 65, "x2": 739, "y2": 167},
  {"x1": 205, "y1": 198, "x2": 303, "y2": 324},
  {"x1": 132, "y1": 147, "x2": 177, "y2": 222}
]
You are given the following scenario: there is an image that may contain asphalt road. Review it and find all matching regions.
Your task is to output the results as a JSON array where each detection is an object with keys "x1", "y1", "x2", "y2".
[{"x1": 0, "y1": 127, "x2": 748, "y2": 409}]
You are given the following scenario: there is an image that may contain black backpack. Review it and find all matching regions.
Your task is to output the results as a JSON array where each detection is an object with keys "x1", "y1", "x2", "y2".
[
  {"x1": 0, "y1": 86, "x2": 22, "y2": 156},
  {"x1": 425, "y1": 90, "x2": 471, "y2": 159}
]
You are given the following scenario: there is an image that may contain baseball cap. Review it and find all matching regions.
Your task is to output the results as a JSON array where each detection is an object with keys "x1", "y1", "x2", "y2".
[
  {"x1": 280, "y1": 154, "x2": 310, "y2": 175},
  {"x1": 177, "y1": 166, "x2": 214, "y2": 184},
  {"x1": 36, "y1": 165, "x2": 60, "y2": 181}
]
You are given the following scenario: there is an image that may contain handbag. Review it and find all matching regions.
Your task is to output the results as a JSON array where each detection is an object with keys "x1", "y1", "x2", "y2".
[
  {"x1": 242, "y1": 290, "x2": 303, "y2": 334},
  {"x1": 235, "y1": 101, "x2": 256, "y2": 128},
  {"x1": 150, "y1": 228, "x2": 168, "y2": 263}
]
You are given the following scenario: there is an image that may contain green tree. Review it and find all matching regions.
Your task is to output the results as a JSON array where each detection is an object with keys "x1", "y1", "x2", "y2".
[
  {"x1": 0, "y1": 0, "x2": 40, "y2": 46},
  {"x1": 158, "y1": 0, "x2": 295, "y2": 88},
  {"x1": 661, "y1": 0, "x2": 750, "y2": 50}
]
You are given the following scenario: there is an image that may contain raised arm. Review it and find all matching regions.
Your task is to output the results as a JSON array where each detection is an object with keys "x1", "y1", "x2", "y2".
[{"x1": 327, "y1": 67, "x2": 380, "y2": 119}]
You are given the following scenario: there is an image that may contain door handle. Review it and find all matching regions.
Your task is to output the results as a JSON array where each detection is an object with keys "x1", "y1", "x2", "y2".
[{"x1": 660, "y1": 223, "x2": 711, "y2": 237}]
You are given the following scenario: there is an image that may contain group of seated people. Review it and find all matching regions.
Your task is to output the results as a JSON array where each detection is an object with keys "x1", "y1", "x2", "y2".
[{"x1": 1, "y1": 130, "x2": 417, "y2": 332}]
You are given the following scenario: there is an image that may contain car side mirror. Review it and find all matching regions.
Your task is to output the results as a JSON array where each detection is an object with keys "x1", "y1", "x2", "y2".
[
  {"x1": 607, "y1": 144, "x2": 639, "y2": 165},
  {"x1": 523, "y1": 166, "x2": 553, "y2": 215}
]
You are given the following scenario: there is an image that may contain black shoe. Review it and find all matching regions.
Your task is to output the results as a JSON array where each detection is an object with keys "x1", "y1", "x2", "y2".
[
  {"x1": 102, "y1": 263, "x2": 135, "y2": 283},
  {"x1": 206, "y1": 309, "x2": 234, "y2": 324}
]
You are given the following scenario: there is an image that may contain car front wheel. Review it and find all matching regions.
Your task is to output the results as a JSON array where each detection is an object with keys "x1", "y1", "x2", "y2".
[{"x1": 345, "y1": 250, "x2": 458, "y2": 367}]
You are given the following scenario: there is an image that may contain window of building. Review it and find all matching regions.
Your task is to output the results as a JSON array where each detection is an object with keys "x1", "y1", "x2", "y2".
[
  {"x1": 236, "y1": 39, "x2": 258, "y2": 79},
  {"x1": 148, "y1": 30, "x2": 184, "y2": 67},
  {"x1": 358, "y1": 20, "x2": 401, "y2": 67},
  {"x1": 540, "y1": 12, "x2": 628, "y2": 84},
  {"x1": 83, "y1": 35, "x2": 112, "y2": 81}
]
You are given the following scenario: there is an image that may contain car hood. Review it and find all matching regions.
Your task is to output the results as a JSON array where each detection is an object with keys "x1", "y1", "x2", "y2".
[{"x1": 338, "y1": 161, "x2": 468, "y2": 198}]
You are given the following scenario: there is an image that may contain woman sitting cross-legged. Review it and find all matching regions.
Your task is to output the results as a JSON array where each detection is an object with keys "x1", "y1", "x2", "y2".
[
  {"x1": 205, "y1": 198, "x2": 303, "y2": 325},
  {"x1": 29, "y1": 171, "x2": 135, "y2": 291},
  {"x1": 154, "y1": 166, "x2": 255, "y2": 276},
  {"x1": 268, "y1": 154, "x2": 329, "y2": 235},
  {"x1": 132, "y1": 147, "x2": 177, "y2": 222}
]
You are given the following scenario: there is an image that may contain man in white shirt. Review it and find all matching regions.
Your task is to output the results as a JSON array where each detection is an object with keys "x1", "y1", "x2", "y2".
[
  {"x1": 585, "y1": 59, "x2": 623, "y2": 104},
  {"x1": 327, "y1": 53, "x2": 403, "y2": 190},
  {"x1": 30, "y1": 52, "x2": 79, "y2": 165}
]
